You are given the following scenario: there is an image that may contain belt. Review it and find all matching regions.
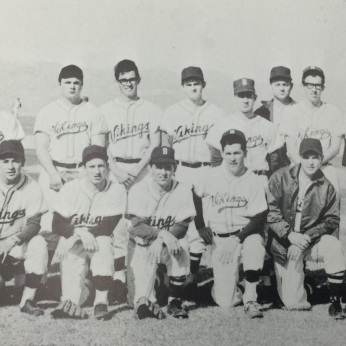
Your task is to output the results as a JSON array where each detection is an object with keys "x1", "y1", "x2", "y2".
[
  {"x1": 322, "y1": 162, "x2": 331, "y2": 167},
  {"x1": 253, "y1": 170, "x2": 269, "y2": 176},
  {"x1": 115, "y1": 157, "x2": 141, "y2": 164},
  {"x1": 52, "y1": 160, "x2": 83, "y2": 169},
  {"x1": 213, "y1": 230, "x2": 240, "y2": 238},
  {"x1": 177, "y1": 160, "x2": 211, "y2": 168}
]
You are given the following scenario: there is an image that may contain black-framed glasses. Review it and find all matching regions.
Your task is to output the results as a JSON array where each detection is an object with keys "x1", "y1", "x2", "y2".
[
  {"x1": 118, "y1": 78, "x2": 138, "y2": 85},
  {"x1": 303, "y1": 83, "x2": 323, "y2": 90}
]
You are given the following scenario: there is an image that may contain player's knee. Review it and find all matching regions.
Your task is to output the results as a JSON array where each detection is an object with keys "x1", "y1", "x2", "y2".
[
  {"x1": 27, "y1": 235, "x2": 48, "y2": 258},
  {"x1": 319, "y1": 235, "x2": 342, "y2": 254}
]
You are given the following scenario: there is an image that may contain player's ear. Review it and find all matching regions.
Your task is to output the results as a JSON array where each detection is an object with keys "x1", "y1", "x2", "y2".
[
  {"x1": 202, "y1": 81, "x2": 206, "y2": 89},
  {"x1": 289, "y1": 82, "x2": 293, "y2": 91},
  {"x1": 137, "y1": 76, "x2": 141, "y2": 84},
  {"x1": 253, "y1": 94, "x2": 257, "y2": 101}
]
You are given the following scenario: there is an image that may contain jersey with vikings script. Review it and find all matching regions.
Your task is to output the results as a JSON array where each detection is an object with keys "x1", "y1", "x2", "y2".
[
  {"x1": 54, "y1": 177, "x2": 126, "y2": 232},
  {"x1": 34, "y1": 100, "x2": 107, "y2": 164},
  {"x1": 160, "y1": 99, "x2": 224, "y2": 162},
  {"x1": 0, "y1": 174, "x2": 47, "y2": 240},
  {"x1": 206, "y1": 112, "x2": 282, "y2": 171},
  {"x1": 194, "y1": 163, "x2": 267, "y2": 234},
  {"x1": 280, "y1": 100, "x2": 344, "y2": 158},
  {"x1": 128, "y1": 177, "x2": 196, "y2": 237},
  {"x1": 0, "y1": 111, "x2": 25, "y2": 143},
  {"x1": 100, "y1": 98, "x2": 162, "y2": 159}
]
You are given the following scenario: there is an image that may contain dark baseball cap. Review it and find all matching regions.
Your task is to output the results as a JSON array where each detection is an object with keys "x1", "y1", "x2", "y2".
[
  {"x1": 0, "y1": 140, "x2": 25, "y2": 163},
  {"x1": 270, "y1": 66, "x2": 292, "y2": 82},
  {"x1": 302, "y1": 66, "x2": 325, "y2": 83},
  {"x1": 59, "y1": 65, "x2": 83, "y2": 83},
  {"x1": 220, "y1": 129, "x2": 247, "y2": 149},
  {"x1": 181, "y1": 66, "x2": 204, "y2": 82},
  {"x1": 150, "y1": 146, "x2": 176, "y2": 165},
  {"x1": 299, "y1": 138, "x2": 323, "y2": 156},
  {"x1": 82, "y1": 145, "x2": 108, "y2": 165},
  {"x1": 233, "y1": 78, "x2": 255, "y2": 94}
]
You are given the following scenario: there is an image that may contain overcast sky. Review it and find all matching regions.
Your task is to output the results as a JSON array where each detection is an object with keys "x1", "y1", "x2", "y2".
[{"x1": 0, "y1": 0, "x2": 346, "y2": 83}]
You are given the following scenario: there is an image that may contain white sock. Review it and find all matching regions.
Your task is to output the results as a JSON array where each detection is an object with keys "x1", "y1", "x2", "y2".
[
  {"x1": 20, "y1": 287, "x2": 37, "y2": 308},
  {"x1": 94, "y1": 290, "x2": 108, "y2": 306},
  {"x1": 113, "y1": 270, "x2": 126, "y2": 283},
  {"x1": 243, "y1": 281, "x2": 258, "y2": 304}
]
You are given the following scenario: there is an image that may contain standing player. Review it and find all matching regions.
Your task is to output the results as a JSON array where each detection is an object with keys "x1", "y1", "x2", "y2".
[
  {"x1": 34, "y1": 65, "x2": 107, "y2": 257},
  {"x1": 267, "y1": 138, "x2": 345, "y2": 318},
  {"x1": 194, "y1": 130, "x2": 267, "y2": 318},
  {"x1": 51, "y1": 145, "x2": 126, "y2": 320},
  {"x1": 99, "y1": 60, "x2": 162, "y2": 297},
  {"x1": 280, "y1": 66, "x2": 342, "y2": 193},
  {"x1": 127, "y1": 147, "x2": 195, "y2": 320},
  {"x1": 255, "y1": 66, "x2": 296, "y2": 168},
  {"x1": 0, "y1": 108, "x2": 25, "y2": 143},
  {"x1": 0, "y1": 140, "x2": 48, "y2": 315}
]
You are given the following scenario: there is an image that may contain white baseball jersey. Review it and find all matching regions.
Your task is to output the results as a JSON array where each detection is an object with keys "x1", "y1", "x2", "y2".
[
  {"x1": 160, "y1": 99, "x2": 224, "y2": 162},
  {"x1": 0, "y1": 110, "x2": 25, "y2": 142},
  {"x1": 100, "y1": 98, "x2": 162, "y2": 159},
  {"x1": 280, "y1": 100, "x2": 344, "y2": 158},
  {"x1": 194, "y1": 163, "x2": 267, "y2": 234},
  {"x1": 34, "y1": 100, "x2": 107, "y2": 164},
  {"x1": 0, "y1": 174, "x2": 47, "y2": 240},
  {"x1": 54, "y1": 177, "x2": 126, "y2": 230},
  {"x1": 206, "y1": 112, "x2": 282, "y2": 171}
]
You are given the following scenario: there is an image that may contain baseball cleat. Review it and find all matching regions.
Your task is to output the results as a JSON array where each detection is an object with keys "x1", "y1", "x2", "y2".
[
  {"x1": 244, "y1": 301, "x2": 263, "y2": 319},
  {"x1": 20, "y1": 300, "x2": 44, "y2": 316},
  {"x1": 108, "y1": 279, "x2": 128, "y2": 305},
  {"x1": 94, "y1": 304, "x2": 109, "y2": 321},
  {"x1": 328, "y1": 297, "x2": 344, "y2": 320},
  {"x1": 136, "y1": 297, "x2": 165, "y2": 320},
  {"x1": 167, "y1": 299, "x2": 188, "y2": 319}
]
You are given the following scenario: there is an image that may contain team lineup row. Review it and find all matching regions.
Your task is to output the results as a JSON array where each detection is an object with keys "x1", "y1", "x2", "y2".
[{"x1": 0, "y1": 60, "x2": 345, "y2": 321}]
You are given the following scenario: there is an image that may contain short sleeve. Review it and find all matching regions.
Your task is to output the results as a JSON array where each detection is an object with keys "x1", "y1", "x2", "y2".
[
  {"x1": 279, "y1": 107, "x2": 296, "y2": 137},
  {"x1": 160, "y1": 108, "x2": 174, "y2": 135},
  {"x1": 109, "y1": 182, "x2": 127, "y2": 215},
  {"x1": 248, "y1": 177, "x2": 268, "y2": 215},
  {"x1": 266, "y1": 123, "x2": 284, "y2": 153},
  {"x1": 34, "y1": 108, "x2": 51, "y2": 135},
  {"x1": 205, "y1": 121, "x2": 223, "y2": 150},
  {"x1": 24, "y1": 180, "x2": 48, "y2": 217},
  {"x1": 127, "y1": 184, "x2": 148, "y2": 218},
  {"x1": 90, "y1": 112, "x2": 108, "y2": 137},
  {"x1": 174, "y1": 187, "x2": 196, "y2": 223},
  {"x1": 150, "y1": 106, "x2": 162, "y2": 135},
  {"x1": 54, "y1": 182, "x2": 75, "y2": 217}
]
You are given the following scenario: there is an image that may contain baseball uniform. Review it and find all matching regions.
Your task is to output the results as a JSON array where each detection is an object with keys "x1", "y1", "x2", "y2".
[{"x1": 0, "y1": 110, "x2": 25, "y2": 142}]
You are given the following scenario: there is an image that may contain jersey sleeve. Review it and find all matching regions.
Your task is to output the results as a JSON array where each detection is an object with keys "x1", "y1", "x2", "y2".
[
  {"x1": 54, "y1": 182, "x2": 75, "y2": 218},
  {"x1": 159, "y1": 107, "x2": 174, "y2": 135},
  {"x1": 266, "y1": 122, "x2": 283, "y2": 153},
  {"x1": 127, "y1": 184, "x2": 148, "y2": 218},
  {"x1": 24, "y1": 179, "x2": 48, "y2": 217},
  {"x1": 34, "y1": 107, "x2": 51, "y2": 136},
  {"x1": 109, "y1": 182, "x2": 127, "y2": 215},
  {"x1": 205, "y1": 120, "x2": 223, "y2": 150},
  {"x1": 174, "y1": 186, "x2": 196, "y2": 223},
  {"x1": 248, "y1": 176, "x2": 268, "y2": 215},
  {"x1": 6, "y1": 114, "x2": 25, "y2": 141},
  {"x1": 328, "y1": 105, "x2": 344, "y2": 137},
  {"x1": 90, "y1": 111, "x2": 108, "y2": 137},
  {"x1": 149, "y1": 105, "x2": 162, "y2": 135},
  {"x1": 279, "y1": 107, "x2": 296, "y2": 138}
]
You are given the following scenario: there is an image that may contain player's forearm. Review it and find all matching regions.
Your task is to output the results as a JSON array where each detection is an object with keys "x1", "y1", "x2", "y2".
[
  {"x1": 169, "y1": 219, "x2": 190, "y2": 239},
  {"x1": 88, "y1": 215, "x2": 122, "y2": 237},
  {"x1": 52, "y1": 212, "x2": 74, "y2": 238},
  {"x1": 193, "y1": 191, "x2": 205, "y2": 230},
  {"x1": 17, "y1": 214, "x2": 42, "y2": 244},
  {"x1": 35, "y1": 142, "x2": 58, "y2": 176},
  {"x1": 209, "y1": 145, "x2": 223, "y2": 167},
  {"x1": 237, "y1": 211, "x2": 266, "y2": 243},
  {"x1": 285, "y1": 137, "x2": 301, "y2": 164},
  {"x1": 128, "y1": 215, "x2": 160, "y2": 240},
  {"x1": 322, "y1": 138, "x2": 341, "y2": 163}
]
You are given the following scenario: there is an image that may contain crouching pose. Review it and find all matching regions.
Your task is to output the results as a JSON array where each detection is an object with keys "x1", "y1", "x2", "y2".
[
  {"x1": 194, "y1": 130, "x2": 267, "y2": 318},
  {"x1": 127, "y1": 147, "x2": 195, "y2": 320},
  {"x1": 0, "y1": 140, "x2": 48, "y2": 315},
  {"x1": 267, "y1": 138, "x2": 345, "y2": 319},
  {"x1": 51, "y1": 145, "x2": 126, "y2": 320}
]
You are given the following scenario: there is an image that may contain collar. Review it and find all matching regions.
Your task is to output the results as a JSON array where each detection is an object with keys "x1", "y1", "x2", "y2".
[
  {"x1": 179, "y1": 98, "x2": 209, "y2": 113},
  {"x1": 79, "y1": 176, "x2": 111, "y2": 200},
  {"x1": 300, "y1": 99, "x2": 326, "y2": 114},
  {"x1": 220, "y1": 161, "x2": 251, "y2": 182},
  {"x1": 261, "y1": 97, "x2": 295, "y2": 108},
  {"x1": 114, "y1": 97, "x2": 144, "y2": 108}
]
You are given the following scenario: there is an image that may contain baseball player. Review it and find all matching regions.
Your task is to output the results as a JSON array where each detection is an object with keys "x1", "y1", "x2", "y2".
[
  {"x1": 34, "y1": 64, "x2": 107, "y2": 258},
  {"x1": 194, "y1": 130, "x2": 267, "y2": 318},
  {"x1": 0, "y1": 109, "x2": 25, "y2": 143},
  {"x1": 99, "y1": 59, "x2": 162, "y2": 298},
  {"x1": 280, "y1": 66, "x2": 342, "y2": 194},
  {"x1": 51, "y1": 145, "x2": 126, "y2": 320},
  {"x1": 127, "y1": 146, "x2": 195, "y2": 320},
  {"x1": 160, "y1": 66, "x2": 224, "y2": 286},
  {"x1": 267, "y1": 138, "x2": 345, "y2": 319},
  {"x1": 0, "y1": 140, "x2": 48, "y2": 316}
]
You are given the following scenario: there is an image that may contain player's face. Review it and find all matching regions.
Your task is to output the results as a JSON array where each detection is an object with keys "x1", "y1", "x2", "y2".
[
  {"x1": 271, "y1": 80, "x2": 292, "y2": 101},
  {"x1": 182, "y1": 79, "x2": 204, "y2": 102},
  {"x1": 85, "y1": 158, "x2": 108, "y2": 186},
  {"x1": 0, "y1": 157, "x2": 23, "y2": 184},
  {"x1": 234, "y1": 92, "x2": 256, "y2": 114},
  {"x1": 150, "y1": 163, "x2": 174, "y2": 188},
  {"x1": 303, "y1": 75, "x2": 324, "y2": 104},
  {"x1": 117, "y1": 71, "x2": 139, "y2": 99},
  {"x1": 221, "y1": 143, "x2": 246, "y2": 176},
  {"x1": 60, "y1": 78, "x2": 83, "y2": 101},
  {"x1": 300, "y1": 151, "x2": 323, "y2": 178}
]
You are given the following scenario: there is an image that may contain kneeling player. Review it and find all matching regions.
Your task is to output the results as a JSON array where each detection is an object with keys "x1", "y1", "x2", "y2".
[
  {"x1": 267, "y1": 138, "x2": 345, "y2": 318},
  {"x1": 51, "y1": 145, "x2": 126, "y2": 320},
  {"x1": 127, "y1": 147, "x2": 195, "y2": 319},
  {"x1": 194, "y1": 130, "x2": 267, "y2": 318},
  {"x1": 0, "y1": 140, "x2": 48, "y2": 315}
]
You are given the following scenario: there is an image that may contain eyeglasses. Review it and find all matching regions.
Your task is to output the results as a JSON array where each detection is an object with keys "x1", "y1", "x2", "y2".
[
  {"x1": 303, "y1": 83, "x2": 323, "y2": 90},
  {"x1": 118, "y1": 78, "x2": 138, "y2": 85}
]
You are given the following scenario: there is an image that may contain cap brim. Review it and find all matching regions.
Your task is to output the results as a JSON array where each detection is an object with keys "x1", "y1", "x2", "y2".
[
  {"x1": 151, "y1": 158, "x2": 177, "y2": 165},
  {"x1": 300, "y1": 149, "x2": 323, "y2": 156}
]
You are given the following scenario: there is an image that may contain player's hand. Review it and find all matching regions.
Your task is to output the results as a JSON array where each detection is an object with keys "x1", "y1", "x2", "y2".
[
  {"x1": 197, "y1": 227, "x2": 213, "y2": 245},
  {"x1": 157, "y1": 230, "x2": 181, "y2": 255},
  {"x1": 219, "y1": 237, "x2": 240, "y2": 265},
  {"x1": 115, "y1": 169, "x2": 136, "y2": 188},
  {"x1": 148, "y1": 238, "x2": 164, "y2": 264},
  {"x1": 50, "y1": 171, "x2": 64, "y2": 192},
  {"x1": 0, "y1": 236, "x2": 18, "y2": 261},
  {"x1": 55, "y1": 235, "x2": 79, "y2": 261},
  {"x1": 288, "y1": 232, "x2": 311, "y2": 250},
  {"x1": 287, "y1": 245, "x2": 304, "y2": 262},
  {"x1": 74, "y1": 229, "x2": 99, "y2": 252}
]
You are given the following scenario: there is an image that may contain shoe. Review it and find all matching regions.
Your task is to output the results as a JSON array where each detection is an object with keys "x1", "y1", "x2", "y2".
[
  {"x1": 136, "y1": 297, "x2": 165, "y2": 320},
  {"x1": 20, "y1": 300, "x2": 44, "y2": 316},
  {"x1": 244, "y1": 301, "x2": 263, "y2": 319},
  {"x1": 167, "y1": 299, "x2": 188, "y2": 319},
  {"x1": 329, "y1": 296, "x2": 344, "y2": 320},
  {"x1": 94, "y1": 304, "x2": 109, "y2": 321},
  {"x1": 108, "y1": 280, "x2": 128, "y2": 305}
]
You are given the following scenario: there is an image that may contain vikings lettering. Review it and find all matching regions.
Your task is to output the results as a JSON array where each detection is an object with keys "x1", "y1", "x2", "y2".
[
  {"x1": 246, "y1": 135, "x2": 263, "y2": 148},
  {"x1": 174, "y1": 124, "x2": 212, "y2": 143},
  {"x1": 72, "y1": 214, "x2": 103, "y2": 226},
  {"x1": 147, "y1": 215, "x2": 175, "y2": 231},
  {"x1": 0, "y1": 209, "x2": 26, "y2": 226},
  {"x1": 299, "y1": 128, "x2": 330, "y2": 141},
  {"x1": 53, "y1": 121, "x2": 88, "y2": 139},
  {"x1": 211, "y1": 192, "x2": 248, "y2": 210},
  {"x1": 109, "y1": 122, "x2": 150, "y2": 141}
]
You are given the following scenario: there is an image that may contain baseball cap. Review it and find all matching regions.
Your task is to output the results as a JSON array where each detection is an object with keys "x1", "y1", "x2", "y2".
[
  {"x1": 0, "y1": 140, "x2": 25, "y2": 163},
  {"x1": 150, "y1": 146, "x2": 176, "y2": 165},
  {"x1": 299, "y1": 138, "x2": 323, "y2": 156},
  {"x1": 59, "y1": 65, "x2": 83, "y2": 83},
  {"x1": 302, "y1": 66, "x2": 325, "y2": 83},
  {"x1": 233, "y1": 78, "x2": 255, "y2": 94},
  {"x1": 220, "y1": 129, "x2": 247, "y2": 149},
  {"x1": 270, "y1": 66, "x2": 292, "y2": 82},
  {"x1": 82, "y1": 145, "x2": 108, "y2": 165},
  {"x1": 181, "y1": 66, "x2": 204, "y2": 82}
]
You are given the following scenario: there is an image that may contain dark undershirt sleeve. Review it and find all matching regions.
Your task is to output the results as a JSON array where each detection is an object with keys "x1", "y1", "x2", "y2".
[
  {"x1": 17, "y1": 213, "x2": 42, "y2": 244},
  {"x1": 88, "y1": 215, "x2": 122, "y2": 237},
  {"x1": 52, "y1": 212, "x2": 74, "y2": 238},
  {"x1": 236, "y1": 211, "x2": 266, "y2": 243},
  {"x1": 193, "y1": 191, "x2": 206, "y2": 230},
  {"x1": 169, "y1": 218, "x2": 190, "y2": 239},
  {"x1": 127, "y1": 215, "x2": 160, "y2": 241}
]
